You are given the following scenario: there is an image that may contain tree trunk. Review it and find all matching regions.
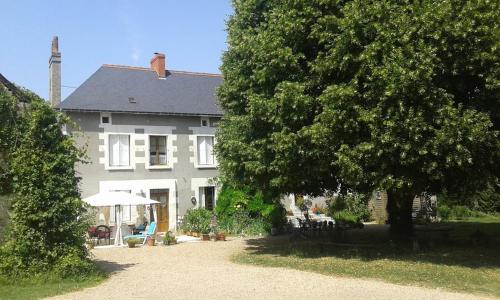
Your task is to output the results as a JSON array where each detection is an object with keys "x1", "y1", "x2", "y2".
[{"x1": 386, "y1": 188, "x2": 414, "y2": 237}]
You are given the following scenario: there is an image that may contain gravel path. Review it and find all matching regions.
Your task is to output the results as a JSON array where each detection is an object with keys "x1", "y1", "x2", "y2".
[{"x1": 49, "y1": 238, "x2": 492, "y2": 300}]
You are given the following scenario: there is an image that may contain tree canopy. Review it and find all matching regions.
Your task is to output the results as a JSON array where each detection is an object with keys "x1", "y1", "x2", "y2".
[
  {"x1": 0, "y1": 85, "x2": 94, "y2": 277},
  {"x1": 216, "y1": 0, "x2": 500, "y2": 232}
]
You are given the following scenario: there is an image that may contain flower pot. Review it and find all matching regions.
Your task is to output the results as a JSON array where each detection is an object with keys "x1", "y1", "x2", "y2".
[
  {"x1": 202, "y1": 234, "x2": 210, "y2": 241},
  {"x1": 128, "y1": 242, "x2": 136, "y2": 248},
  {"x1": 147, "y1": 238, "x2": 155, "y2": 246},
  {"x1": 186, "y1": 231, "x2": 192, "y2": 236},
  {"x1": 192, "y1": 232, "x2": 199, "y2": 237},
  {"x1": 216, "y1": 233, "x2": 226, "y2": 241}
]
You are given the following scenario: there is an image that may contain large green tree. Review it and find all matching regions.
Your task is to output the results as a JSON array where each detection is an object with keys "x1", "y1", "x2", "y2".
[
  {"x1": 0, "y1": 88, "x2": 92, "y2": 277},
  {"x1": 217, "y1": 0, "x2": 500, "y2": 234}
]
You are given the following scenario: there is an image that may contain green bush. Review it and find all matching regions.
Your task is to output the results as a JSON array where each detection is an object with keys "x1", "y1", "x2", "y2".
[
  {"x1": 333, "y1": 210, "x2": 360, "y2": 227},
  {"x1": 53, "y1": 252, "x2": 98, "y2": 279},
  {"x1": 327, "y1": 193, "x2": 370, "y2": 222},
  {"x1": 215, "y1": 186, "x2": 286, "y2": 232},
  {"x1": 217, "y1": 209, "x2": 270, "y2": 236},
  {"x1": 182, "y1": 208, "x2": 212, "y2": 234},
  {"x1": 438, "y1": 204, "x2": 483, "y2": 221},
  {"x1": 437, "y1": 204, "x2": 452, "y2": 220}
]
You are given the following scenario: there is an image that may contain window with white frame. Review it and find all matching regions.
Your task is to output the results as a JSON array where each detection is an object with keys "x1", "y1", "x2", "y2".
[
  {"x1": 197, "y1": 136, "x2": 214, "y2": 165},
  {"x1": 109, "y1": 134, "x2": 130, "y2": 167},
  {"x1": 149, "y1": 135, "x2": 168, "y2": 166}
]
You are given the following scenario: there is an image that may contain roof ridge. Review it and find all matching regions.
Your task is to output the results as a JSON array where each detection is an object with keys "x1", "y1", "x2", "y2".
[
  {"x1": 169, "y1": 70, "x2": 222, "y2": 77},
  {"x1": 102, "y1": 64, "x2": 153, "y2": 71},
  {"x1": 102, "y1": 64, "x2": 222, "y2": 77}
]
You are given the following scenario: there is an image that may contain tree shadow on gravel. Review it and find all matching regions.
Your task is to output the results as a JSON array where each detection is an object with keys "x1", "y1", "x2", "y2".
[
  {"x1": 94, "y1": 260, "x2": 136, "y2": 274},
  {"x1": 242, "y1": 223, "x2": 500, "y2": 269}
]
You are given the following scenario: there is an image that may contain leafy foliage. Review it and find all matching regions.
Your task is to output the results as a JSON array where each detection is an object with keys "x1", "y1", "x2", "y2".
[
  {"x1": 326, "y1": 193, "x2": 370, "y2": 222},
  {"x1": 181, "y1": 208, "x2": 212, "y2": 234},
  {"x1": 0, "y1": 90, "x2": 95, "y2": 278},
  {"x1": 215, "y1": 186, "x2": 286, "y2": 229},
  {"x1": 218, "y1": 0, "x2": 500, "y2": 233}
]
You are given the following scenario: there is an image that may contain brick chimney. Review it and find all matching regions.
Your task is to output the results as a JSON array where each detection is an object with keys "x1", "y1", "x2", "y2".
[
  {"x1": 150, "y1": 53, "x2": 166, "y2": 78},
  {"x1": 49, "y1": 36, "x2": 61, "y2": 107}
]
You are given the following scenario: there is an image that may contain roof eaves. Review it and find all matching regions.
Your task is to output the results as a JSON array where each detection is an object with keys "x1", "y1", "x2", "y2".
[{"x1": 59, "y1": 107, "x2": 223, "y2": 117}]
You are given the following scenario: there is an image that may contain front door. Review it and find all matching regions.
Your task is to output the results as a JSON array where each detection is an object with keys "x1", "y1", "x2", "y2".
[
  {"x1": 150, "y1": 189, "x2": 169, "y2": 232},
  {"x1": 204, "y1": 186, "x2": 215, "y2": 211}
]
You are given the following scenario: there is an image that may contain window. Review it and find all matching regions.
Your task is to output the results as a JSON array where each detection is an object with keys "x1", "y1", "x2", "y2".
[
  {"x1": 149, "y1": 135, "x2": 167, "y2": 166},
  {"x1": 100, "y1": 113, "x2": 111, "y2": 125},
  {"x1": 197, "y1": 136, "x2": 214, "y2": 165},
  {"x1": 109, "y1": 135, "x2": 130, "y2": 167},
  {"x1": 201, "y1": 117, "x2": 209, "y2": 127}
]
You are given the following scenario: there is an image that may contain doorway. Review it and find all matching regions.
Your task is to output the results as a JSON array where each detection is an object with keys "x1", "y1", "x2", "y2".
[
  {"x1": 201, "y1": 186, "x2": 215, "y2": 211},
  {"x1": 150, "y1": 189, "x2": 169, "y2": 232}
]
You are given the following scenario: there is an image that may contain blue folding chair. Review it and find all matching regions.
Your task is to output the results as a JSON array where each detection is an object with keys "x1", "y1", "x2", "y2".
[{"x1": 123, "y1": 221, "x2": 157, "y2": 245}]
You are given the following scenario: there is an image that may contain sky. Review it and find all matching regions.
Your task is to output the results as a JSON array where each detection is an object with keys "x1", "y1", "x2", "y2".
[{"x1": 0, "y1": 1, "x2": 233, "y2": 100}]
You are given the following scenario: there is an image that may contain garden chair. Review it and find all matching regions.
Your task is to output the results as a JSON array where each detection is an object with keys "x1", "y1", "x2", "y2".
[
  {"x1": 96, "y1": 225, "x2": 111, "y2": 245},
  {"x1": 123, "y1": 222, "x2": 157, "y2": 245}
]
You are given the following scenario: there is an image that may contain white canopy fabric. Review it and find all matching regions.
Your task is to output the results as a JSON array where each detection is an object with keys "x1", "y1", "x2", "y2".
[
  {"x1": 83, "y1": 191, "x2": 159, "y2": 246},
  {"x1": 82, "y1": 191, "x2": 159, "y2": 207}
]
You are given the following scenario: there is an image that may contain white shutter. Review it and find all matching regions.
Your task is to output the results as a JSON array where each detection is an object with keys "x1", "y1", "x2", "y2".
[
  {"x1": 119, "y1": 135, "x2": 130, "y2": 166},
  {"x1": 109, "y1": 135, "x2": 120, "y2": 166},
  {"x1": 206, "y1": 137, "x2": 214, "y2": 165},
  {"x1": 198, "y1": 136, "x2": 207, "y2": 165}
]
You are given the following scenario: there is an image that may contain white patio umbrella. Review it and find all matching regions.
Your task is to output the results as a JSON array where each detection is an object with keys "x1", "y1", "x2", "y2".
[{"x1": 83, "y1": 191, "x2": 159, "y2": 246}]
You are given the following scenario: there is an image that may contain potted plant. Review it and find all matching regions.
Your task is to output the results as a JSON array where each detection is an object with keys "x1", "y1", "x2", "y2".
[
  {"x1": 201, "y1": 228, "x2": 210, "y2": 241},
  {"x1": 85, "y1": 237, "x2": 96, "y2": 250},
  {"x1": 163, "y1": 231, "x2": 177, "y2": 246},
  {"x1": 127, "y1": 238, "x2": 140, "y2": 248},
  {"x1": 216, "y1": 232, "x2": 226, "y2": 241},
  {"x1": 146, "y1": 236, "x2": 155, "y2": 246}
]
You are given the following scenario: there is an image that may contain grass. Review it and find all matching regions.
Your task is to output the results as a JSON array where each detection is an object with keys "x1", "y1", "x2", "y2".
[
  {"x1": 232, "y1": 215, "x2": 500, "y2": 298},
  {"x1": 0, "y1": 273, "x2": 106, "y2": 300}
]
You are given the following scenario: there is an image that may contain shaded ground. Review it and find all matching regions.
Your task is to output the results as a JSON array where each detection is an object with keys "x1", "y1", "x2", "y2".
[
  {"x1": 233, "y1": 221, "x2": 500, "y2": 297},
  {"x1": 47, "y1": 237, "x2": 492, "y2": 300}
]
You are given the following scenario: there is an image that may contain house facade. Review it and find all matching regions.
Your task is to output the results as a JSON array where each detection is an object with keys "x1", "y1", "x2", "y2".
[{"x1": 52, "y1": 39, "x2": 222, "y2": 232}]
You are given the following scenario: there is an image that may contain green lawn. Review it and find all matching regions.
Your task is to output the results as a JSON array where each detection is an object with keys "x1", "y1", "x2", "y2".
[
  {"x1": 232, "y1": 216, "x2": 500, "y2": 298},
  {"x1": 0, "y1": 274, "x2": 106, "y2": 300}
]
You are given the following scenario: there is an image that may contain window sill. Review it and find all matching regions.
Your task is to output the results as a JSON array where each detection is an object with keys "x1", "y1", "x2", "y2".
[
  {"x1": 146, "y1": 165, "x2": 172, "y2": 170},
  {"x1": 195, "y1": 164, "x2": 218, "y2": 169},
  {"x1": 105, "y1": 166, "x2": 134, "y2": 171}
]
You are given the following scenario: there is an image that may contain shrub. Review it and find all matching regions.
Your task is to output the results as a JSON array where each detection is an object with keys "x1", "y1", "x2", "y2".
[
  {"x1": 327, "y1": 193, "x2": 370, "y2": 222},
  {"x1": 217, "y1": 209, "x2": 270, "y2": 236},
  {"x1": 438, "y1": 204, "x2": 482, "y2": 221},
  {"x1": 183, "y1": 208, "x2": 212, "y2": 234},
  {"x1": 333, "y1": 210, "x2": 360, "y2": 227},
  {"x1": 53, "y1": 252, "x2": 98, "y2": 278},
  {"x1": 215, "y1": 186, "x2": 286, "y2": 232},
  {"x1": 437, "y1": 204, "x2": 452, "y2": 220}
]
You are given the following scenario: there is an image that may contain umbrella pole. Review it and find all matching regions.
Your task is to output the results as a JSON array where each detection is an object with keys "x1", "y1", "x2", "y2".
[{"x1": 114, "y1": 204, "x2": 123, "y2": 246}]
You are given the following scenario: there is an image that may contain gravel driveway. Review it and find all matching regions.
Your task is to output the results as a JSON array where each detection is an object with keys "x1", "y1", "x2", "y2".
[{"x1": 48, "y1": 238, "x2": 492, "y2": 300}]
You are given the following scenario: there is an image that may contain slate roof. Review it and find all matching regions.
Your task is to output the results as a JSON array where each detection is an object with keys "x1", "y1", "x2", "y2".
[{"x1": 58, "y1": 65, "x2": 223, "y2": 116}]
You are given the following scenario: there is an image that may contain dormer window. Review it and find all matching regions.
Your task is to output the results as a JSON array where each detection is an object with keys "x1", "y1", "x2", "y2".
[
  {"x1": 201, "y1": 117, "x2": 209, "y2": 127},
  {"x1": 128, "y1": 97, "x2": 136, "y2": 103},
  {"x1": 102, "y1": 116, "x2": 110, "y2": 124}
]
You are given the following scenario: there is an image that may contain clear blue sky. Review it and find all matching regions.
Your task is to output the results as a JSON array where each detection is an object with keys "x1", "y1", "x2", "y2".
[{"x1": 0, "y1": 1, "x2": 232, "y2": 100}]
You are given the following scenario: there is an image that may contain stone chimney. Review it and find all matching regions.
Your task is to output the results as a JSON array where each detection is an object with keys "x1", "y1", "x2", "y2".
[
  {"x1": 49, "y1": 36, "x2": 61, "y2": 107},
  {"x1": 150, "y1": 53, "x2": 166, "y2": 78}
]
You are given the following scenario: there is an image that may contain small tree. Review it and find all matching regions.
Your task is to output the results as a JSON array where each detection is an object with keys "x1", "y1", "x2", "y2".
[{"x1": 0, "y1": 92, "x2": 92, "y2": 277}]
